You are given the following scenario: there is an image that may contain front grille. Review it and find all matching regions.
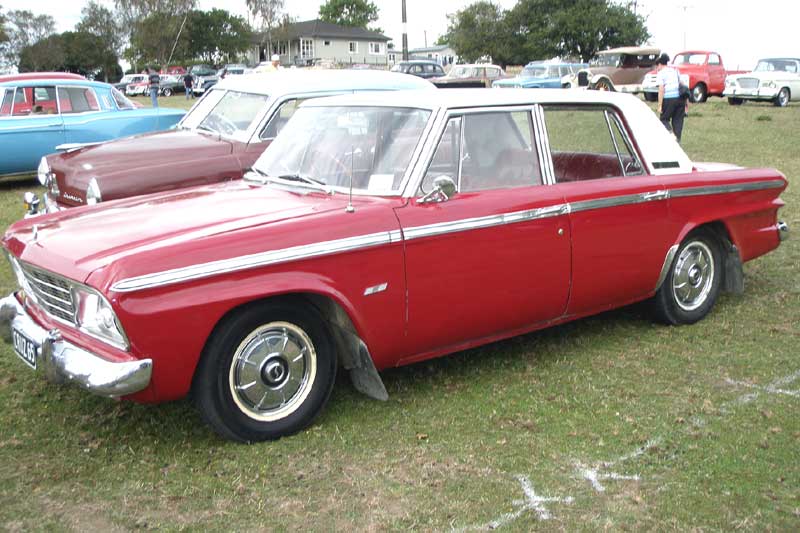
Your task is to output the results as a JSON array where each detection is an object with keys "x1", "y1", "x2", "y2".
[
  {"x1": 21, "y1": 263, "x2": 76, "y2": 323},
  {"x1": 737, "y1": 78, "x2": 758, "y2": 89}
]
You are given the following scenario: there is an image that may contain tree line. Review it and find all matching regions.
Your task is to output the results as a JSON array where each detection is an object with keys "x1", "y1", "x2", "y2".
[
  {"x1": 0, "y1": 0, "x2": 379, "y2": 80},
  {"x1": 442, "y1": 0, "x2": 648, "y2": 65}
]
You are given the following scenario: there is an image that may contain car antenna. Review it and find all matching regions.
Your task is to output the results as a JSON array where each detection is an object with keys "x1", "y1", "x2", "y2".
[{"x1": 346, "y1": 144, "x2": 355, "y2": 213}]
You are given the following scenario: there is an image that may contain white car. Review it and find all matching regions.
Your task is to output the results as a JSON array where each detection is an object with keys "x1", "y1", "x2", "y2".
[{"x1": 723, "y1": 57, "x2": 800, "y2": 107}]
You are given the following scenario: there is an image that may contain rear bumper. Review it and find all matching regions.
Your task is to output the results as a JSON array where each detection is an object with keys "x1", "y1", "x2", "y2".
[
  {"x1": 778, "y1": 220, "x2": 789, "y2": 241},
  {"x1": 0, "y1": 293, "x2": 152, "y2": 397}
]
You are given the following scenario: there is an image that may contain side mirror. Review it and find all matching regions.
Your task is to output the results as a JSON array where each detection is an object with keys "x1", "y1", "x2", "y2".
[{"x1": 418, "y1": 175, "x2": 457, "y2": 204}]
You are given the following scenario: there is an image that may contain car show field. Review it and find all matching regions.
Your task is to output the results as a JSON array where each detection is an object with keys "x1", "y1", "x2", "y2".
[{"x1": 0, "y1": 93, "x2": 797, "y2": 530}]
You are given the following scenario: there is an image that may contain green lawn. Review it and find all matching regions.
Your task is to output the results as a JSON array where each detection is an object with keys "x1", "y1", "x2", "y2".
[{"x1": 0, "y1": 96, "x2": 798, "y2": 531}]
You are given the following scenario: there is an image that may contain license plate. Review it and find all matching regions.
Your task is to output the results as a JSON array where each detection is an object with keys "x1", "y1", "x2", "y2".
[{"x1": 12, "y1": 327, "x2": 39, "y2": 369}]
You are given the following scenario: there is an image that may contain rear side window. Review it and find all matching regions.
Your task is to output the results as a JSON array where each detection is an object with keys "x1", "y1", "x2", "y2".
[
  {"x1": 1, "y1": 89, "x2": 14, "y2": 116},
  {"x1": 57, "y1": 86, "x2": 100, "y2": 113},
  {"x1": 543, "y1": 105, "x2": 643, "y2": 182},
  {"x1": 112, "y1": 88, "x2": 136, "y2": 109}
]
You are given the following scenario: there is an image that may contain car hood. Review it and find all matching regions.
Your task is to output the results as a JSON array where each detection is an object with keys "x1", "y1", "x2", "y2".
[
  {"x1": 5, "y1": 180, "x2": 381, "y2": 289},
  {"x1": 48, "y1": 129, "x2": 234, "y2": 203}
]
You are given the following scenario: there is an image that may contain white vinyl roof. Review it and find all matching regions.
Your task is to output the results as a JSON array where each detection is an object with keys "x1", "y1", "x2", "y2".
[
  {"x1": 213, "y1": 69, "x2": 435, "y2": 97},
  {"x1": 305, "y1": 88, "x2": 693, "y2": 175}
]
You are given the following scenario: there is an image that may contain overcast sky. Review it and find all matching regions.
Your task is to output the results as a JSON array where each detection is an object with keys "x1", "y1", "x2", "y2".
[{"x1": 2, "y1": 0, "x2": 796, "y2": 69}]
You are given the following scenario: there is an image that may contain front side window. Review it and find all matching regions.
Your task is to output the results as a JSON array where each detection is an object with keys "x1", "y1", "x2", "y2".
[
  {"x1": 421, "y1": 111, "x2": 541, "y2": 193},
  {"x1": 543, "y1": 105, "x2": 643, "y2": 183},
  {"x1": 57, "y1": 86, "x2": 100, "y2": 113},
  {"x1": 253, "y1": 106, "x2": 432, "y2": 194}
]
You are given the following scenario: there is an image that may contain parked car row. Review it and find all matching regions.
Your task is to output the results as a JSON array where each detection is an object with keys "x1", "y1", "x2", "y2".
[{"x1": 0, "y1": 67, "x2": 789, "y2": 442}]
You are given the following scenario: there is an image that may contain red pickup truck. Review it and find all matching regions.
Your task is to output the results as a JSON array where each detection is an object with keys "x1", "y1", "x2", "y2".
[{"x1": 642, "y1": 51, "x2": 746, "y2": 103}]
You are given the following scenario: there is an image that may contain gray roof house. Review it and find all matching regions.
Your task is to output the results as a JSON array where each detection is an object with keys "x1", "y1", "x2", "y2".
[{"x1": 250, "y1": 20, "x2": 391, "y2": 67}]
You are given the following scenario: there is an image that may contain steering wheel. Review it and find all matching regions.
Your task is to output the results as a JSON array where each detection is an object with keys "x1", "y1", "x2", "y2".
[
  {"x1": 305, "y1": 150, "x2": 351, "y2": 186},
  {"x1": 203, "y1": 114, "x2": 237, "y2": 136}
]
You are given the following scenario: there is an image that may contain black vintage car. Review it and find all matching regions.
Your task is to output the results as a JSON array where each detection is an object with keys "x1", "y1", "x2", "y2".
[{"x1": 390, "y1": 60, "x2": 445, "y2": 79}]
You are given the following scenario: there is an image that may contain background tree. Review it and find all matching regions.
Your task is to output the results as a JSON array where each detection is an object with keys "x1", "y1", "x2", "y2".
[
  {"x1": 246, "y1": 0, "x2": 284, "y2": 59},
  {"x1": 17, "y1": 31, "x2": 117, "y2": 77},
  {"x1": 77, "y1": 2, "x2": 123, "y2": 81},
  {"x1": 318, "y1": 0, "x2": 380, "y2": 30},
  {"x1": 0, "y1": 5, "x2": 8, "y2": 44},
  {"x1": 115, "y1": 0, "x2": 196, "y2": 67},
  {"x1": 442, "y1": 1, "x2": 516, "y2": 66},
  {"x1": 0, "y1": 10, "x2": 55, "y2": 70},
  {"x1": 186, "y1": 9, "x2": 252, "y2": 64}
]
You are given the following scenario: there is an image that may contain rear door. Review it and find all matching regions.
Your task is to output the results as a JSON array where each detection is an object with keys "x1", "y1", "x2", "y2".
[
  {"x1": 395, "y1": 108, "x2": 571, "y2": 361},
  {"x1": 0, "y1": 85, "x2": 65, "y2": 174},
  {"x1": 539, "y1": 104, "x2": 676, "y2": 316}
]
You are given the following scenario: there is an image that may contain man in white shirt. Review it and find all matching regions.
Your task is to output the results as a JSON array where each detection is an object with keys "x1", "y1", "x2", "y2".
[{"x1": 656, "y1": 53, "x2": 687, "y2": 142}]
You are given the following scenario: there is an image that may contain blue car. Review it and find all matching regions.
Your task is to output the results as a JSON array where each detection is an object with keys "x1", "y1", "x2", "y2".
[
  {"x1": 0, "y1": 74, "x2": 185, "y2": 177},
  {"x1": 493, "y1": 61, "x2": 588, "y2": 89}
]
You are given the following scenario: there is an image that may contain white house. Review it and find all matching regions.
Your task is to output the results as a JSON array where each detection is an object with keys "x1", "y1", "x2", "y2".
[{"x1": 250, "y1": 20, "x2": 391, "y2": 67}]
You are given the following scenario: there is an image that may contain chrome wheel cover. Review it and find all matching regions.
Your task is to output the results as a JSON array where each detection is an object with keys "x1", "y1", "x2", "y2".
[
  {"x1": 228, "y1": 321, "x2": 317, "y2": 422},
  {"x1": 779, "y1": 89, "x2": 789, "y2": 106},
  {"x1": 672, "y1": 241, "x2": 715, "y2": 312}
]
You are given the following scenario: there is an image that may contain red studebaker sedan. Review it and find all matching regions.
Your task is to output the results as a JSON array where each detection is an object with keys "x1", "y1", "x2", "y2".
[{"x1": 0, "y1": 89, "x2": 789, "y2": 442}]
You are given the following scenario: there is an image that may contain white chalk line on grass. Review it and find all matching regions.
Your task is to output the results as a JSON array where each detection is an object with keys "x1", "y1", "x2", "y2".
[
  {"x1": 457, "y1": 369, "x2": 800, "y2": 529},
  {"x1": 453, "y1": 475, "x2": 574, "y2": 531},
  {"x1": 576, "y1": 438, "x2": 660, "y2": 493}
]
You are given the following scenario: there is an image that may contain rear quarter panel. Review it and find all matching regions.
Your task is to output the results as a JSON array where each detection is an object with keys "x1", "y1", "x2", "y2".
[{"x1": 664, "y1": 168, "x2": 787, "y2": 261}]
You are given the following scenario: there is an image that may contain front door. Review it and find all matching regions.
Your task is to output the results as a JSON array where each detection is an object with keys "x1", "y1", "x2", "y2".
[{"x1": 395, "y1": 109, "x2": 571, "y2": 362}]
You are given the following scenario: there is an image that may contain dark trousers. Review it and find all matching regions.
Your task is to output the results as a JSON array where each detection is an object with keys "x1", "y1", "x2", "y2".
[{"x1": 660, "y1": 97, "x2": 685, "y2": 142}]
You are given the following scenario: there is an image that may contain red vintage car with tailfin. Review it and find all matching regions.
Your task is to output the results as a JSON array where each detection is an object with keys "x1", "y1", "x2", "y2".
[{"x1": 0, "y1": 89, "x2": 789, "y2": 442}]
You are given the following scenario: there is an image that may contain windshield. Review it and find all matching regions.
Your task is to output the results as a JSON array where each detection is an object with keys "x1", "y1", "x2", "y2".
[
  {"x1": 252, "y1": 105, "x2": 432, "y2": 194},
  {"x1": 673, "y1": 53, "x2": 706, "y2": 65},
  {"x1": 449, "y1": 66, "x2": 477, "y2": 78},
  {"x1": 179, "y1": 89, "x2": 269, "y2": 140},
  {"x1": 591, "y1": 54, "x2": 621, "y2": 67},
  {"x1": 521, "y1": 66, "x2": 559, "y2": 78},
  {"x1": 754, "y1": 59, "x2": 799, "y2": 73}
]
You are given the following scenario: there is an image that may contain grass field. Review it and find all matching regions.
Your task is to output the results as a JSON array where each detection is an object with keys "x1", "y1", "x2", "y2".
[{"x1": 0, "y1": 95, "x2": 798, "y2": 531}]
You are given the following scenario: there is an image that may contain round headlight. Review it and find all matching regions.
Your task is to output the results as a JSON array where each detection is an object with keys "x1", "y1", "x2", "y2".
[
  {"x1": 86, "y1": 178, "x2": 102, "y2": 205},
  {"x1": 37, "y1": 157, "x2": 50, "y2": 186}
]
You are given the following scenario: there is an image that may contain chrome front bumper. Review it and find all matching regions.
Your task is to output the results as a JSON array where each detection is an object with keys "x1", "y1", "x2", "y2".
[{"x1": 0, "y1": 293, "x2": 152, "y2": 397}]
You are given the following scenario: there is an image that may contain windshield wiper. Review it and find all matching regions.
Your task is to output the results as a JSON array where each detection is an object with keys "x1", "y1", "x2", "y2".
[{"x1": 276, "y1": 173, "x2": 332, "y2": 194}]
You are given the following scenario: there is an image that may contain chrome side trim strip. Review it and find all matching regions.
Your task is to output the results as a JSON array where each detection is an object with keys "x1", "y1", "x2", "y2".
[
  {"x1": 111, "y1": 179, "x2": 784, "y2": 293},
  {"x1": 655, "y1": 245, "x2": 679, "y2": 291},
  {"x1": 668, "y1": 179, "x2": 785, "y2": 198},
  {"x1": 403, "y1": 203, "x2": 569, "y2": 241},
  {"x1": 111, "y1": 230, "x2": 400, "y2": 293}
]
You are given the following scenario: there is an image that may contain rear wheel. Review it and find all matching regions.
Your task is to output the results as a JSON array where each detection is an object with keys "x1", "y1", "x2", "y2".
[
  {"x1": 652, "y1": 229, "x2": 723, "y2": 325},
  {"x1": 644, "y1": 92, "x2": 658, "y2": 102},
  {"x1": 691, "y1": 83, "x2": 707, "y2": 103},
  {"x1": 162, "y1": 87, "x2": 173, "y2": 97},
  {"x1": 193, "y1": 301, "x2": 337, "y2": 442},
  {"x1": 774, "y1": 87, "x2": 790, "y2": 107},
  {"x1": 728, "y1": 97, "x2": 743, "y2": 105}
]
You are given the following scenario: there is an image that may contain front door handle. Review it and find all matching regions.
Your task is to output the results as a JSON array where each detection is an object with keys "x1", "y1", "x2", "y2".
[{"x1": 642, "y1": 190, "x2": 669, "y2": 201}]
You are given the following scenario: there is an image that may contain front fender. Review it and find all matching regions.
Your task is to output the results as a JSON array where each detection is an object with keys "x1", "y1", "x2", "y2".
[{"x1": 112, "y1": 246, "x2": 406, "y2": 402}]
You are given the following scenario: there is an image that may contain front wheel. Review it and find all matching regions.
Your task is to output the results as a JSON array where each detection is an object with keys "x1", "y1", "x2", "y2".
[
  {"x1": 774, "y1": 87, "x2": 790, "y2": 107},
  {"x1": 162, "y1": 87, "x2": 173, "y2": 97},
  {"x1": 652, "y1": 230, "x2": 723, "y2": 325},
  {"x1": 193, "y1": 301, "x2": 337, "y2": 442},
  {"x1": 644, "y1": 92, "x2": 658, "y2": 102},
  {"x1": 691, "y1": 83, "x2": 707, "y2": 103},
  {"x1": 593, "y1": 79, "x2": 613, "y2": 91}
]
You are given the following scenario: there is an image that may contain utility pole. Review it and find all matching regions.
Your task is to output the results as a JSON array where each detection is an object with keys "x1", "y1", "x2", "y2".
[{"x1": 402, "y1": 0, "x2": 409, "y2": 61}]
